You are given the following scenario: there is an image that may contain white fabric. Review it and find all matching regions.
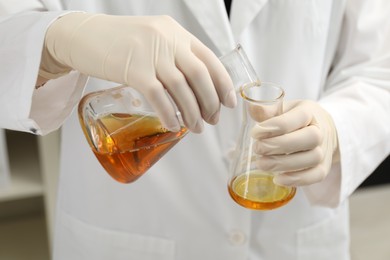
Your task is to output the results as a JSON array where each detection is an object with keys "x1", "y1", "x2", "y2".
[{"x1": 0, "y1": 0, "x2": 389, "y2": 259}]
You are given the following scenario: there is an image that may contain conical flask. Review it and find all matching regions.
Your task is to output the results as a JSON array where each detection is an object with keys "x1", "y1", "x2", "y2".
[
  {"x1": 220, "y1": 45, "x2": 296, "y2": 210},
  {"x1": 78, "y1": 86, "x2": 188, "y2": 183}
]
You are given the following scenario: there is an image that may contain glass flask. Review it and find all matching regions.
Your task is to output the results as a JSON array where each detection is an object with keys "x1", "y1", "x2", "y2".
[
  {"x1": 220, "y1": 46, "x2": 296, "y2": 210},
  {"x1": 78, "y1": 86, "x2": 188, "y2": 183}
]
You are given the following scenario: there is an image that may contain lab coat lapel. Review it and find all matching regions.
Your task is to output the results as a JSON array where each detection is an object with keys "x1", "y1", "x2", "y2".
[
  {"x1": 182, "y1": 0, "x2": 235, "y2": 55},
  {"x1": 230, "y1": 0, "x2": 268, "y2": 39}
]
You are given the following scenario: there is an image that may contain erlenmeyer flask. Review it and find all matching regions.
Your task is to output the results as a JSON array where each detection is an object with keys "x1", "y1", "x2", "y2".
[
  {"x1": 78, "y1": 86, "x2": 188, "y2": 183},
  {"x1": 220, "y1": 45, "x2": 296, "y2": 210}
]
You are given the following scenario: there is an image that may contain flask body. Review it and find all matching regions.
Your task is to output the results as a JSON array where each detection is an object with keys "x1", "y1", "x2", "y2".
[{"x1": 78, "y1": 86, "x2": 187, "y2": 183}]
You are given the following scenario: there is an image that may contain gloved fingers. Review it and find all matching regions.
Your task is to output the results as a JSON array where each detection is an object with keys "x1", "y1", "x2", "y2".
[
  {"x1": 137, "y1": 79, "x2": 182, "y2": 132},
  {"x1": 251, "y1": 104, "x2": 312, "y2": 139},
  {"x1": 156, "y1": 62, "x2": 204, "y2": 133},
  {"x1": 175, "y1": 47, "x2": 222, "y2": 125},
  {"x1": 255, "y1": 147, "x2": 323, "y2": 173},
  {"x1": 248, "y1": 103, "x2": 282, "y2": 123},
  {"x1": 273, "y1": 164, "x2": 327, "y2": 186},
  {"x1": 254, "y1": 125, "x2": 322, "y2": 155},
  {"x1": 191, "y1": 39, "x2": 236, "y2": 109}
]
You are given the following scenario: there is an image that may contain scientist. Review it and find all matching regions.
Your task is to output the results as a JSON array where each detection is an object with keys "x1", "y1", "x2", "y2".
[{"x1": 0, "y1": 0, "x2": 389, "y2": 259}]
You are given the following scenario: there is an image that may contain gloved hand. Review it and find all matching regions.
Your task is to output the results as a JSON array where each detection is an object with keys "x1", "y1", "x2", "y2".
[
  {"x1": 39, "y1": 13, "x2": 236, "y2": 133},
  {"x1": 250, "y1": 100, "x2": 339, "y2": 186}
]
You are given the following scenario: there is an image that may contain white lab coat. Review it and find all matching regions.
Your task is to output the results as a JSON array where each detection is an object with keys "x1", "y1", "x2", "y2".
[{"x1": 1, "y1": 0, "x2": 390, "y2": 259}]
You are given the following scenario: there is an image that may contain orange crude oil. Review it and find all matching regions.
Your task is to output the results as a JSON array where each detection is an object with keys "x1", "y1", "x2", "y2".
[
  {"x1": 81, "y1": 113, "x2": 187, "y2": 183},
  {"x1": 228, "y1": 171, "x2": 296, "y2": 210}
]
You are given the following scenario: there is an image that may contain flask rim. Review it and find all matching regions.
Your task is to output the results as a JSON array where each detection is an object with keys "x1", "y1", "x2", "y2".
[{"x1": 240, "y1": 81, "x2": 285, "y2": 104}]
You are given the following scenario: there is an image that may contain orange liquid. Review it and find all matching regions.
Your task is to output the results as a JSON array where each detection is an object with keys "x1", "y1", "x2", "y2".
[
  {"x1": 80, "y1": 113, "x2": 187, "y2": 183},
  {"x1": 228, "y1": 171, "x2": 296, "y2": 210}
]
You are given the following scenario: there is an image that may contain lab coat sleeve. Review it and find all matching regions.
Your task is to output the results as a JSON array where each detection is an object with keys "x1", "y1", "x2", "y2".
[
  {"x1": 303, "y1": 0, "x2": 390, "y2": 208},
  {"x1": 0, "y1": 1, "x2": 88, "y2": 135}
]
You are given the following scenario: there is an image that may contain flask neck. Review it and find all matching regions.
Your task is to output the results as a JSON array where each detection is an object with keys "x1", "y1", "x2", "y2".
[{"x1": 219, "y1": 44, "x2": 260, "y2": 92}]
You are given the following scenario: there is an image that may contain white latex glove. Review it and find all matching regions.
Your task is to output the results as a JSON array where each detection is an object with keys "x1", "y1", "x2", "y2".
[
  {"x1": 250, "y1": 100, "x2": 339, "y2": 186},
  {"x1": 39, "y1": 13, "x2": 236, "y2": 133}
]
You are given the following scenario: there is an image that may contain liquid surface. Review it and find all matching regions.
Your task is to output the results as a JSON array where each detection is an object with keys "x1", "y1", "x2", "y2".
[
  {"x1": 80, "y1": 113, "x2": 187, "y2": 183},
  {"x1": 228, "y1": 171, "x2": 296, "y2": 210}
]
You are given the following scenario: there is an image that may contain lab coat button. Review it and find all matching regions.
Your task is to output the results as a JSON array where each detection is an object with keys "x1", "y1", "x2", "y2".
[{"x1": 229, "y1": 230, "x2": 246, "y2": 245}]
